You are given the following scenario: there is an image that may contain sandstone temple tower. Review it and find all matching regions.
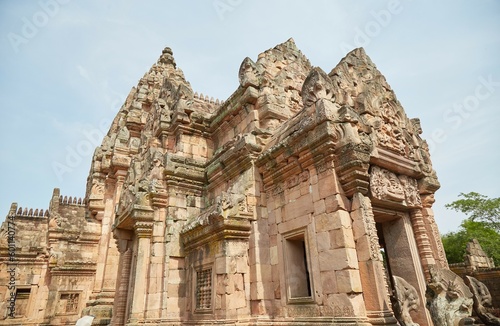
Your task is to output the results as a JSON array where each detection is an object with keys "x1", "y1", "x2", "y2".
[{"x1": 1, "y1": 39, "x2": 461, "y2": 325}]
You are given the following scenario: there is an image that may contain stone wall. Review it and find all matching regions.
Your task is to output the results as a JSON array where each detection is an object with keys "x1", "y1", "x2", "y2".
[
  {"x1": 0, "y1": 188, "x2": 100, "y2": 325},
  {"x1": 450, "y1": 239, "x2": 500, "y2": 309}
]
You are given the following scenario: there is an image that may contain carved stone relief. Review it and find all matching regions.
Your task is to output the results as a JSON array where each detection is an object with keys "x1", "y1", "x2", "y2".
[
  {"x1": 182, "y1": 192, "x2": 247, "y2": 233},
  {"x1": 238, "y1": 57, "x2": 261, "y2": 88},
  {"x1": 392, "y1": 275, "x2": 420, "y2": 326},
  {"x1": 426, "y1": 266, "x2": 473, "y2": 326},
  {"x1": 370, "y1": 166, "x2": 421, "y2": 207},
  {"x1": 266, "y1": 170, "x2": 310, "y2": 198},
  {"x1": 301, "y1": 67, "x2": 334, "y2": 108}
]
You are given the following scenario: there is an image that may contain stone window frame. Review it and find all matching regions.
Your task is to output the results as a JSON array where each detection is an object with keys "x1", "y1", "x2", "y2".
[
  {"x1": 193, "y1": 264, "x2": 214, "y2": 313},
  {"x1": 13, "y1": 286, "x2": 31, "y2": 318},
  {"x1": 282, "y1": 228, "x2": 315, "y2": 304},
  {"x1": 56, "y1": 291, "x2": 81, "y2": 316}
]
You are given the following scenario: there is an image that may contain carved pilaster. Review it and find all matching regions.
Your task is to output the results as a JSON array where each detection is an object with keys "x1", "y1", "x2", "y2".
[
  {"x1": 351, "y1": 193, "x2": 398, "y2": 326},
  {"x1": 129, "y1": 221, "x2": 153, "y2": 323},
  {"x1": 409, "y1": 208, "x2": 435, "y2": 280},
  {"x1": 111, "y1": 229, "x2": 133, "y2": 326},
  {"x1": 421, "y1": 194, "x2": 448, "y2": 269}
]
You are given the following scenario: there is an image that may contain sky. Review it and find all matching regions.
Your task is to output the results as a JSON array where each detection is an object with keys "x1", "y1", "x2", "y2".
[{"x1": 0, "y1": 0, "x2": 499, "y2": 234}]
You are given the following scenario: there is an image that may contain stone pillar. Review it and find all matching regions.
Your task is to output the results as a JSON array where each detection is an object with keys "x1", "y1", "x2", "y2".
[
  {"x1": 111, "y1": 229, "x2": 133, "y2": 326},
  {"x1": 351, "y1": 193, "x2": 398, "y2": 326},
  {"x1": 128, "y1": 221, "x2": 153, "y2": 324},
  {"x1": 83, "y1": 171, "x2": 126, "y2": 324},
  {"x1": 409, "y1": 208, "x2": 435, "y2": 280},
  {"x1": 145, "y1": 192, "x2": 168, "y2": 321},
  {"x1": 421, "y1": 194, "x2": 448, "y2": 269}
]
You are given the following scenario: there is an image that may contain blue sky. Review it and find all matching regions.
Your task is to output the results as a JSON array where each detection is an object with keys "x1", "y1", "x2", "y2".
[{"x1": 0, "y1": 0, "x2": 499, "y2": 234}]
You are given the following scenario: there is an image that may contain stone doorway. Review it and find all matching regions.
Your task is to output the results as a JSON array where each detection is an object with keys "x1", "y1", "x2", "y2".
[{"x1": 374, "y1": 210, "x2": 432, "y2": 326}]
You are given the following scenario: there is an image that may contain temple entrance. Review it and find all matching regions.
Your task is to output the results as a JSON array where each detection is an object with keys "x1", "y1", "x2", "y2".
[{"x1": 374, "y1": 209, "x2": 432, "y2": 326}]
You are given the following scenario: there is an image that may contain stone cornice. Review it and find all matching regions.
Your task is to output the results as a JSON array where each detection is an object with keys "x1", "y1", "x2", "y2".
[
  {"x1": 115, "y1": 204, "x2": 154, "y2": 231},
  {"x1": 181, "y1": 214, "x2": 252, "y2": 252},
  {"x1": 208, "y1": 86, "x2": 258, "y2": 133},
  {"x1": 206, "y1": 134, "x2": 261, "y2": 191},
  {"x1": 256, "y1": 118, "x2": 340, "y2": 189},
  {"x1": 164, "y1": 154, "x2": 205, "y2": 179},
  {"x1": 47, "y1": 231, "x2": 100, "y2": 244}
]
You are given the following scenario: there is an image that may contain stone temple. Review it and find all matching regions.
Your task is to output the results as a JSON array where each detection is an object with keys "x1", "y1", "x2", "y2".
[{"x1": 0, "y1": 39, "x2": 477, "y2": 325}]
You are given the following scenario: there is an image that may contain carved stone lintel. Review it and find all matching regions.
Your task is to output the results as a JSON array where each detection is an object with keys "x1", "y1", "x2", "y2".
[
  {"x1": 392, "y1": 275, "x2": 420, "y2": 326},
  {"x1": 182, "y1": 192, "x2": 248, "y2": 234},
  {"x1": 464, "y1": 276, "x2": 500, "y2": 326},
  {"x1": 371, "y1": 166, "x2": 404, "y2": 202},
  {"x1": 370, "y1": 166, "x2": 421, "y2": 208}
]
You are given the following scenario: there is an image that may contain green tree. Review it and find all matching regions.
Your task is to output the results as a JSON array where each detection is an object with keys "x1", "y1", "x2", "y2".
[
  {"x1": 445, "y1": 192, "x2": 500, "y2": 232},
  {"x1": 441, "y1": 220, "x2": 500, "y2": 265},
  {"x1": 442, "y1": 192, "x2": 500, "y2": 265}
]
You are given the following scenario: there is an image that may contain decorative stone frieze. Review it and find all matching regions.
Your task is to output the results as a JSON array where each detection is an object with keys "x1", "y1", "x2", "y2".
[{"x1": 370, "y1": 166, "x2": 421, "y2": 208}]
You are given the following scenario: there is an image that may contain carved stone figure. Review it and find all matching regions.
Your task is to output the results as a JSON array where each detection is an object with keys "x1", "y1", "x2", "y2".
[
  {"x1": 301, "y1": 67, "x2": 334, "y2": 107},
  {"x1": 393, "y1": 275, "x2": 420, "y2": 326},
  {"x1": 370, "y1": 166, "x2": 405, "y2": 202},
  {"x1": 426, "y1": 266, "x2": 474, "y2": 326},
  {"x1": 464, "y1": 276, "x2": 500, "y2": 325},
  {"x1": 238, "y1": 57, "x2": 261, "y2": 88},
  {"x1": 370, "y1": 166, "x2": 422, "y2": 208}
]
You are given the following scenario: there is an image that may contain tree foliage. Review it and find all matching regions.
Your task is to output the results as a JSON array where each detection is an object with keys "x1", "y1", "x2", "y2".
[
  {"x1": 441, "y1": 220, "x2": 500, "y2": 265},
  {"x1": 445, "y1": 192, "x2": 500, "y2": 232},
  {"x1": 442, "y1": 192, "x2": 500, "y2": 265}
]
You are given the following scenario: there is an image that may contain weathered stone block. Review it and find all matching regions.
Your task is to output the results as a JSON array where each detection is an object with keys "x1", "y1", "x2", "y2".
[
  {"x1": 319, "y1": 248, "x2": 359, "y2": 271},
  {"x1": 314, "y1": 199, "x2": 326, "y2": 215},
  {"x1": 284, "y1": 193, "x2": 313, "y2": 220},
  {"x1": 318, "y1": 173, "x2": 341, "y2": 199},
  {"x1": 336, "y1": 269, "x2": 362, "y2": 293},
  {"x1": 331, "y1": 210, "x2": 352, "y2": 230},
  {"x1": 330, "y1": 227, "x2": 356, "y2": 249},
  {"x1": 321, "y1": 271, "x2": 338, "y2": 294},
  {"x1": 315, "y1": 213, "x2": 334, "y2": 232},
  {"x1": 316, "y1": 231, "x2": 330, "y2": 252}
]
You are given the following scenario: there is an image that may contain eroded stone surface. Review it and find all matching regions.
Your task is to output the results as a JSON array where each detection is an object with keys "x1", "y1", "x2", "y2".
[{"x1": 427, "y1": 266, "x2": 474, "y2": 326}]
